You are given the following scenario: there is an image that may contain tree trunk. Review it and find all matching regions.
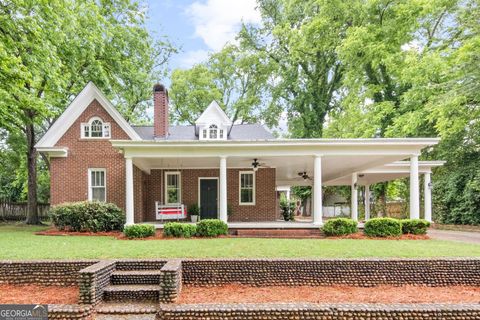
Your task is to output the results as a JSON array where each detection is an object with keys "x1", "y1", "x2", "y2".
[{"x1": 25, "y1": 122, "x2": 40, "y2": 225}]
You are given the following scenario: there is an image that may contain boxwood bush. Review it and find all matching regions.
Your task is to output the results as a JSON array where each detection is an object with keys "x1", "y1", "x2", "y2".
[
  {"x1": 49, "y1": 201, "x2": 125, "y2": 232},
  {"x1": 123, "y1": 224, "x2": 156, "y2": 238},
  {"x1": 401, "y1": 219, "x2": 430, "y2": 235},
  {"x1": 364, "y1": 218, "x2": 402, "y2": 237},
  {"x1": 196, "y1": 219, "x2": 228, "y2": 237},
  {"x1": 163, "y1": 222, "x2": 197, "y2": 238},
  {"x1": 322, "y1": 218, "x2": 358, "y2": 236}
]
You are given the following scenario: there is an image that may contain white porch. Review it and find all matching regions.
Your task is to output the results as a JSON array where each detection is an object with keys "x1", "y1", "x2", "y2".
[{"x1": 112, "y1": 138, "x2": 442, "y2": 227}]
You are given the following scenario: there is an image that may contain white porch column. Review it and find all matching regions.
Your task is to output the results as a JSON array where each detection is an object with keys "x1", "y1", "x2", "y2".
[
  {"x1": 410, "y1": 155, "x2": 420, "y2": 219},
  {"x1": 351, "y1": 173, "x2": 358, "y2": 221},
  {"x1": 219, "y1": 156, "x2": 228, "y2": 223},
  {"x1": 286, "y1": 189, "x2": 291, "y2": 201},
  {"x1": 313, "y1": 155, "x2": 323, "y2": 225},
  {"x1": 364, "y1": 184, "x2": 371, "y2": 221},
  {"x1": 424, "y1": 172, "x2": 432, "y2": 222},
  {"x1": 125, "y1": 157, "x2": 134, "y2": 225}
]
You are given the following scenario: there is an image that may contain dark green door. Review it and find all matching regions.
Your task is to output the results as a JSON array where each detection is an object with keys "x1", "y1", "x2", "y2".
[{"x1": 200, "y1": 179, "x2": 218, "y2": 219}]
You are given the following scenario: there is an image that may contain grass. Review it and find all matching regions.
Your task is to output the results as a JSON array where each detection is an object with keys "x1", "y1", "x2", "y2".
[{"x1": 0, "y1": 224, "x2": 479, "y2": 260}]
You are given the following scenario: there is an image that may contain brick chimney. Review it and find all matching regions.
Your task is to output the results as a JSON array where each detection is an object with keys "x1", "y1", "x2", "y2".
[{"x1": 153, "y1": 83, "x2": 169, "y2": 138}]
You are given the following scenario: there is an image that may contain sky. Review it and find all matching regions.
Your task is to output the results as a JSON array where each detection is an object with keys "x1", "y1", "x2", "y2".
[{"x1": 145, "y1": 0, "x2": 261, "y2": 71}]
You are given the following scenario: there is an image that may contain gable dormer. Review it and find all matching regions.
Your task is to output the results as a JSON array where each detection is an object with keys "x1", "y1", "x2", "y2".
[{"x1": 195, "y1": 101, "x2": 232, "y2": 141}]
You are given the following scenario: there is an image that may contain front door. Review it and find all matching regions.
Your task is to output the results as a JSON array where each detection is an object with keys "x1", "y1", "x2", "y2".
[{"x1": 199, "y1": 178, "x2": 218, "y2": 219}]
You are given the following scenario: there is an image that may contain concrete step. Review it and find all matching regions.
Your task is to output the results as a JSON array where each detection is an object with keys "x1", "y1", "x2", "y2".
[
  {"x1": 103, "y1": 285, "x2": 160, "y2": 302},
  {"x1": 111, "y1": 270, "x2": 162, "y2": 285},
  {"x1": 234, "y1": 228, "x2": 322, "y2": 238}
]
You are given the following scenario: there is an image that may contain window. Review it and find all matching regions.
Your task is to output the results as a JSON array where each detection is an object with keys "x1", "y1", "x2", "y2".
[
  {"x1": 239, "y1": 171, "x2": 255, "y2": 205},
  {"x1": 202, "y1": 129, "x2": 207, "y2": 139},
  {"x1": 165, "y1": 172, "x2": 181, "y2": 204},
  {"x1": 88, "y1": 169, "x2": 106, "y2": 202},
  {"x1": 209, "y1": 124, "x2": 218, "y2": 139},
  {"x1": 81, "y1": 117, "x2": 110, "y2": 139}
]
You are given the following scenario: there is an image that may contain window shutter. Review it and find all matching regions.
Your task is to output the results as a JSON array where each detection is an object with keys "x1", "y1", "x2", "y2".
[
  {"x1": 81, "y1": 123, "x2": 89, "y2": 138},
  {"x1": 103, "y1": 123, "x2": 111, "y2": 138}
]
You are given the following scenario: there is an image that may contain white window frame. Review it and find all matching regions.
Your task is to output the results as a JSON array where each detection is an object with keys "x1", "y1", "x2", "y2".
[
  {"x1": 81, "y1": 117, "x2": 111, "y2": 139},
  {"x1": 88, "y1": 168, "x2": 107, "y2": 202},
  {"x1": 199, "y1": 124, "x2": 227, "y2": 141},
  {"x1": 239, "y1": 171, "x2": 255, "y2": 205},
  {"x1": 165, "y1": 171, "x2": 182, "y2": 205}
]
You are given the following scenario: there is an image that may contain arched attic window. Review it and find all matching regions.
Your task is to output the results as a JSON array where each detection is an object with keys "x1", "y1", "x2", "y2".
[
  {"x1": 201, "y1": 124, "x2": 225, "y2": 140},
  {"x1": 81, "y1": 117, "x2": 111, "y2": 138}
]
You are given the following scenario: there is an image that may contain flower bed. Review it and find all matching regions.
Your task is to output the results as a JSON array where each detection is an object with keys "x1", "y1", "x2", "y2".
[{"x1": 177, "y1": 284, "x2": 480, "y2": 304}]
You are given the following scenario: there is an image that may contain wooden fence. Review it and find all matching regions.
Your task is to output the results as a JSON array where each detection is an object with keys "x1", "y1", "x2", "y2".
[{"x1": 0, "y1": 202, "x2": 50, "y2": 221}]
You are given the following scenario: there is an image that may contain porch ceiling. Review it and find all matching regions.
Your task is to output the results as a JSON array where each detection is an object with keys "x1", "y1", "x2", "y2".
[{"x1": 133, "y1": 155, "x2": 436, "y2": 187}]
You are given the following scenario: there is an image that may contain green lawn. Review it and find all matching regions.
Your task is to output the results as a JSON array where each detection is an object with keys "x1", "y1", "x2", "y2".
[{"x1": 0, "y1": 224, "x2": 479, "y2": 260}]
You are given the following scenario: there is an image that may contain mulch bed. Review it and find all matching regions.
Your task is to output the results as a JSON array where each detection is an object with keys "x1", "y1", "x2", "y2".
[
  {"x1": 0, "y1": 284, "x2": 79, "y2": 304},
  {"x1": 35, "y1": 228, "x2": 429, "y2": 240},
  {"x1": 177, "y1": 284, "x2": 480, "y2": 304},
  {"x1": 328, "y1": 232, "x2": 429, "y2": 240}
]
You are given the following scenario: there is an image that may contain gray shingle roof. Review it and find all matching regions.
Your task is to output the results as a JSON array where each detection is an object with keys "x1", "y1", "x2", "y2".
[{"x1": 131, "y1": 124, "x2": 274, "y2": 141}]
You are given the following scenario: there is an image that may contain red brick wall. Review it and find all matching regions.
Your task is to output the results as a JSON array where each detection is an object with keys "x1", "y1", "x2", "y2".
[
  {"x1": 133, "y1": 165, "x2": 147, "y2": 222},
  {"x1": 50, "y1": 99, "x2": 130, "y2": 210},
  {"x1": 144, "y1": 168, "x2": 277, "y2": 222}
]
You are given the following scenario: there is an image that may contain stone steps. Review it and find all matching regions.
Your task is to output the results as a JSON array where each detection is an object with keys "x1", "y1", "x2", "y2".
[
  {"x1": 103, "y1": 284, "x2": 160, "y2": 302},
  {"x1": 95, "y1": 302, "x2": 158, "y2": 318},
  {"x1": 111, "y1": 270, "x2": 162, "y2": 285}
]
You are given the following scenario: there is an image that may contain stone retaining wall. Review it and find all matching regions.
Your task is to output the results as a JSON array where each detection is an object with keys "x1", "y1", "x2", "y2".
[
  {"x1": 182, "y1": 258, "x2": 480, "y2": 287},
  {"x1": 0, "y1": 260, "x2": 95, "y2": 286},
  {"x1": 78, "y1": 260, "x2": 116, "y2": 305},
  {"x1": 158, "y1": 303, "x2": 480, "y2": 320},
  {"x1": 48, "y1": 304, "x2": 92, "y2": 319},
  {"x1": 160, "y1": 259, "x2": 182, "y2": 303}
]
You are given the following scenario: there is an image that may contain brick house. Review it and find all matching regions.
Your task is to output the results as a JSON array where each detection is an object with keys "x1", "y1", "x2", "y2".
[{"x1": 36, "y1": 82, "x2": 444, "y2": 227}]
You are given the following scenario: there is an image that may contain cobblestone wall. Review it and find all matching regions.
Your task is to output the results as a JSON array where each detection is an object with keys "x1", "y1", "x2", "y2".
[
  {"x1": 182, "y1": 258, "x2": 480, "y2": 287},
  {"x1": 158, "y1": 303, "x2": 480, "y2": 320},
  {"x1": 0, "y1": 260, "x2": 96, "y2": 286},
  {"x1": 78, "y1": 260, "x2": 116, "y2": 305},
  {"x1": 159, "y1": 259, "x2": 182, "y2": 303},
  {"x1": 48, "y1": 304, "x2": 92, "y2": 319}
]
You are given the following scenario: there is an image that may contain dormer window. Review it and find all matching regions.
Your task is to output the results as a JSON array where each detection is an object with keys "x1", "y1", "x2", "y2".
[
  {"x1": 209, "y1": 124, "x2": 218, "y2": 139},
  {"x1": 81, "y1": 117, "x2": 111, "y2": 139},
  {"x1": 195, "y1": 101, "x2": 232, "y2": 141}
]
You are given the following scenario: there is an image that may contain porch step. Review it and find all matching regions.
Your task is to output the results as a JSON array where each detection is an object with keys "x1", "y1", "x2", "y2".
[
  {"x1": 95, "y1": 302, "x2": 158, "y2": 319},
  {"x1": 233, "y1": 228, "x2": 323, "y2": 238},
  {"x1": 103, "y1": 285, "x2": 160, "y2": 302},
  {"x1": 110, "y1": 270, "x2": 162, "y2": 285}
]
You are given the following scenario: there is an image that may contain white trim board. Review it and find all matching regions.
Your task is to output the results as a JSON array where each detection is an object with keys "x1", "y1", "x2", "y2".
[{"x1": 36, "y1": 82, "x2": 141, "y2": 149}]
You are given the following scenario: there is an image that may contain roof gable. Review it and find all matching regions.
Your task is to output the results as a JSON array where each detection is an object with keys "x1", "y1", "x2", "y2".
[
  {"x1": 195, "y1": 101, "x2": 232, "y2": 126},
  {"x1": 35, "y1": 82, "x2": 141, "y2": 148}
]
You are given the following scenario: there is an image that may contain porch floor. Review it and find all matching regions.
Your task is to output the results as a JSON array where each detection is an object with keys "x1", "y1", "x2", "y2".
[{"x1": 145, "y1": 220, "x2": 366, "y2": 229}]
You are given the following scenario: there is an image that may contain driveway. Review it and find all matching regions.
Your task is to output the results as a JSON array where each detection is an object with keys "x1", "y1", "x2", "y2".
[{"x1": 428, "y1": 229, "x2": 480, "y2": 244}]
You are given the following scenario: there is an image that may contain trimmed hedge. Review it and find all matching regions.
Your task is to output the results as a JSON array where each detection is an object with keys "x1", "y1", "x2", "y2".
[
  {"x1": 196, "y1": 219, "x2": 228, "y2": 237},
  {"x1": 123, "y1": 224, "x2": 156, "y2": 238},
  {"x1": 364, "y1": 218, "x2": 402, "y2": 237},
  {"x1": 163, "y1": 222, "x2": 197, "y2": 238},
  {"x1": 49, "y1": 201, "x2": 125, "y2": 232},
  {"x1": 401, "y1": 219, "x2": 430, "y2": 235},
  {"x1": 322, "y1": 218, "x2": 358, "y2": 236}
]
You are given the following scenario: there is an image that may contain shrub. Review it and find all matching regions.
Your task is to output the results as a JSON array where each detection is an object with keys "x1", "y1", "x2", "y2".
[
  {"x1": 322, "y1": 218, "x2": 358, "y2": 236},
  {"x1": 364, "y1": 218, "x2": 402, "y2": 237},
  {"x1": 401, "y1": 219, "x2": 430, "y2": 235},
  {"x1": 279, "y1": 195, "x2": 295, "y2": 221},
  {"x1": 163, "y1": 222, "x2": 197, "y2": 238},
  {"x1": 123, "y1": 224, "x2": 156, "y2": 238},
  {"x1": 196, "y1": 219, "x2": 228, "y2": 237},
  {"x1": 188, "y1": 203, "x2": 200, "y2": 216},
  {"x1": 49, "y1": 201, "x2": 125, "y2": 232}
]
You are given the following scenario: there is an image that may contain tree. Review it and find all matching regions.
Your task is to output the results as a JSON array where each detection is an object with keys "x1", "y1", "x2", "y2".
[
  {"x1": 239, "y1": 0, "x2": 360, "y2": 137},
  {"x1": 169, "y1": 45, "x2": 271, "y2": 125},
  {"x1": 0, "y1": 0, "x2": 175, "y2": 224}
]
